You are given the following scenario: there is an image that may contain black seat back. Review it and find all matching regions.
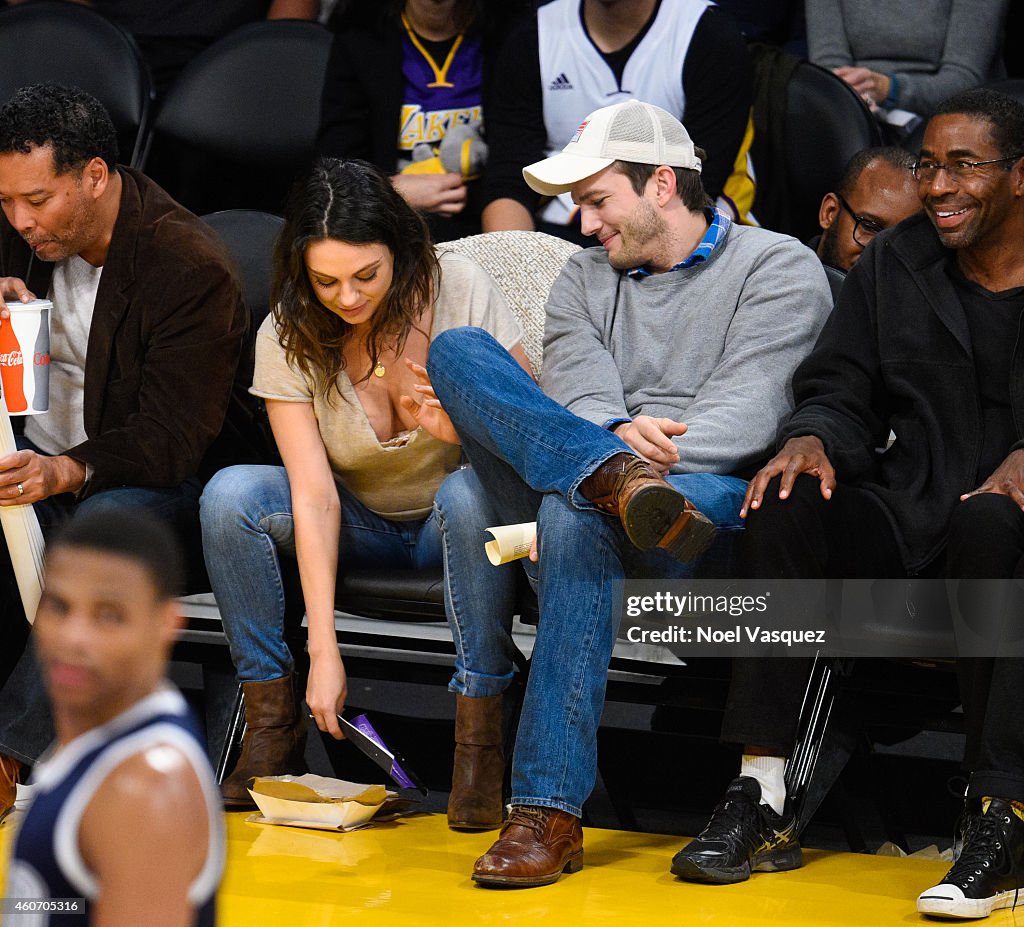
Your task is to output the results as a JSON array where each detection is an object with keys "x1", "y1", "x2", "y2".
[
  {"x1": 0, "y1": 0, "x2": 153, "y2": 167},
  {"x1": 823, "y1": 263, "x2": 847, "y2": 305},
  {"x1": 202, "y1": 209, "x2": 284, "y2": 330},
  {"x1": 754, "y1": 60, "x2": 883, "y2": 241},
  {"x1": 201, "y1": 209, "x2": 285, "y2": 476},
  {"x1": 783, "y1": 62, "x2": 884, "y2": 241},
  {"x1": 149, "y1": 21, "x2": 331, "y2": 212}
]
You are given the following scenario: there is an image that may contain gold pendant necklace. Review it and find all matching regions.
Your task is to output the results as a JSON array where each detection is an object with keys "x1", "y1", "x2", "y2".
[{"x1": 373, "y1": 362, "x2": 386, "y2": 378}]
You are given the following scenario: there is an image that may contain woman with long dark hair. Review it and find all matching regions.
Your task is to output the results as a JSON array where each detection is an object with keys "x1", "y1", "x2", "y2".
[{"x1": 200, "y1": 158, "x2": 530, "y2": 821}]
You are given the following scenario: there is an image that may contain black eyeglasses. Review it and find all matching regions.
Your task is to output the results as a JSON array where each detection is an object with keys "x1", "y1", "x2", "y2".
[
  {"x1": 912, "y1": 155, "x2": 1023, "y2": 183},
  {"x1": 836, "y1": 194, "x2": 886, "y2": 247}
]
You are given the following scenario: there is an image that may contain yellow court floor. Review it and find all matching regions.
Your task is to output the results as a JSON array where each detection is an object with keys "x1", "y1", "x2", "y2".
[{"x1": 4, "y1": 811, "x2": 1024, "y2": 926}]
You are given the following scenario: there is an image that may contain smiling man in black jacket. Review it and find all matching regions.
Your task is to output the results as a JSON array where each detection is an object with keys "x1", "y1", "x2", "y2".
[{"x1": 672, "y1": 88, "x2": 1024, "y2": 918}]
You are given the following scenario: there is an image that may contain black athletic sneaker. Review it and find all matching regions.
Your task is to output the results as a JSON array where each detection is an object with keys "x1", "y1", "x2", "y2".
[
  {"x1": 671, "y1": 776, "x2": 802, "y2": 885},
  {"x1": 917, "y1": 798, "x2": 1024, "y2": 919}
]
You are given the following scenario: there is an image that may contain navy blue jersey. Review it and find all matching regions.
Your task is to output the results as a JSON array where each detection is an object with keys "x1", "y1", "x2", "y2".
[{"x1": 6, "y1": 687, "x2": 224, "y2": 926}]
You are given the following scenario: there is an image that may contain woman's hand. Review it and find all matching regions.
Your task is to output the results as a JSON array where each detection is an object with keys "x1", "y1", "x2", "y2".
[
  {"x1": 399, "y1": 359, "x2": 461, "y2": 444},
  {"x1": 306, "y1": 648, "x2": 348, "y2": 740},
  {"x1": 391, "y1": 172, "x2": 467, "y2": 215},
  {"x1": 833, "y1": 67, "x2": 891, "y2": 110}
]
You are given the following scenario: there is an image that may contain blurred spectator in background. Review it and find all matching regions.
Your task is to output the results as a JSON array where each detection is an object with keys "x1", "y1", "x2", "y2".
[
  {"x1": 480, "y1": 0, "x2": 756, "y2": 245},
  {"x1": 5, "y1": 0, "x2": 320, "y2": 98},
  {"x1": 812, "y1": 146, "x2": 919, "y2": 272},
  {"x1": 318, "y1": 0, "x2": 531, "y2": 242},
  {"x1": 807, "y1": 0, "x2": 1009, "y2": 138}
]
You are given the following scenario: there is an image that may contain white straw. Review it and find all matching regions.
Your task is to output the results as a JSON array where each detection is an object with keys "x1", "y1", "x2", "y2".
[{"x1": 0, "y1": 395, "x2": 44, "y2": 624}]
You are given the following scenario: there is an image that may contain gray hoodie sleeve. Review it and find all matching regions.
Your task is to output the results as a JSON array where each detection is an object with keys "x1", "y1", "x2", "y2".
[
  {"x1": 669, "y1": 240, "x2": 833, "y2": 473},
  {"x1": 541, "y1": 254, "x2": 629, "y2": 427}
]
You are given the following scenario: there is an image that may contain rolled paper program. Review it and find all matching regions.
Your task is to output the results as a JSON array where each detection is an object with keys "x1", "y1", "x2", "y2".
[{"x1": 484, "y1": 522, "x2": 537, "y2": 565}]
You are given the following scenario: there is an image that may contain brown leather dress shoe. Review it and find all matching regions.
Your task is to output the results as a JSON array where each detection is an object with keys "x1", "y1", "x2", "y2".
[
  {"x1": 472, "y1": 805, "x2": 583, "y2": 887},
  {"x1": 0, "y1": 753, "x2": 22, "y2": 823},
  {"x1": 580, "y1": 452, "x2": 715, "y2": 562}
]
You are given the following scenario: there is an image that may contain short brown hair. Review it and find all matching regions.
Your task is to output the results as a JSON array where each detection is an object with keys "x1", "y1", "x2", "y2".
[{"x1": 612, "y1": 151, "x2": 712, "y2": 212}]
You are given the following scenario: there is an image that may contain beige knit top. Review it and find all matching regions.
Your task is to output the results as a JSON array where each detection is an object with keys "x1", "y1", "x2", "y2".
[{"x1": 251, "y1": 251, "x2": 522, "y2": 520}]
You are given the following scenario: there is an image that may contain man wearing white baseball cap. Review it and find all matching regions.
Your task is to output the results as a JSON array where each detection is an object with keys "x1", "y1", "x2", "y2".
[
  {"x1": 422, "y1": 99, "x2": 832, "y2": 887},
  {"x1": 522, "y1": 98, "x2": 704, "y2": 199}
]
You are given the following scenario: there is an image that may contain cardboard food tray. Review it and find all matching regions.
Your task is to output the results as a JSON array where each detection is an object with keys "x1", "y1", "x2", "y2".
[{"x1": 245, "y1": 773, "x2": 413, "y2": 832}]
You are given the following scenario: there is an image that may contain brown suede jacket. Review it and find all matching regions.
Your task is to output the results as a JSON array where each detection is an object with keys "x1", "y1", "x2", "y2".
[{"x1": 0, "y1": 167, "x2": 250, "y2": 497}]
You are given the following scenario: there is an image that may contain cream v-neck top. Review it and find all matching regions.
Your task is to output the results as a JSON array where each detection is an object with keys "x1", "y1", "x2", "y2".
[{"x1": 252, "y1": 251, "x2": 522, "y2": 520}]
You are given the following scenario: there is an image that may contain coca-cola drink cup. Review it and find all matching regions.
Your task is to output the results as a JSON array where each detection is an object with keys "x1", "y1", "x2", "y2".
[{"x1": 0, "y1": 298, "x2": 50, "y2": 415}]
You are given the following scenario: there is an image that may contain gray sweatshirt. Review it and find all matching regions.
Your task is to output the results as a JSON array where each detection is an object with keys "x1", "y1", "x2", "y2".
[
  {"x1": 540, "y1": 224, "x2": 831, "y2": 474},
  {"x1": 806, "y1": 0, "x2": 1008, "y2": 116}
]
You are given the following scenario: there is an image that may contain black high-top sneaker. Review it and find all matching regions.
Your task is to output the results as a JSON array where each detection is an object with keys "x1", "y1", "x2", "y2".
[
  {"x1": 671, "y1": 776, "x2": 802, "y2": 884},
  {"x1": 917, "y1": 798, "x2": 1024, "y2": 919},
  {"x1": 952, "y1": 797, "x2": 984, "y2": 861}
]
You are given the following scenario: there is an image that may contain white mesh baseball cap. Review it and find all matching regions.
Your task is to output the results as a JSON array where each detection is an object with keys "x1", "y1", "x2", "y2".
[{"x1": 522, "y1": 100, "x2": 702, "y2": 196}]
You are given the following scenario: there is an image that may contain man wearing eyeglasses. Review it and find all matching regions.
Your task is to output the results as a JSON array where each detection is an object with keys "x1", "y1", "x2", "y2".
[
  {"x1": 675, "y1": 88, "x2": 1024, "y2": 917},
  {"x1": 813, "y1": 146, "x2": 919, "y2": 273}
]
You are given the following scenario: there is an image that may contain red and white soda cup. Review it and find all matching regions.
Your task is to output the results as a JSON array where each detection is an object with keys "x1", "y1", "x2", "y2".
[{"x1": 0, "y1": 298, "x2": 50, "y2": 415}]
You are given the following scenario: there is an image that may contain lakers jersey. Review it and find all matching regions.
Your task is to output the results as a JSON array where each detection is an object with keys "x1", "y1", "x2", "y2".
[{"x1": 398, "y1": 18, "x2": 484, "y2": 161}]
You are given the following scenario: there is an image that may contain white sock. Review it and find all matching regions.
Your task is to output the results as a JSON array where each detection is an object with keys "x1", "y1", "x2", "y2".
[{"x1": 741, "y1": 754, "x2": 787, "y2": 816}]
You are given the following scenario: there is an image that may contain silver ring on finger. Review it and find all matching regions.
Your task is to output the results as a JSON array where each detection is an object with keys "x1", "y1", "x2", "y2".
[{"x1": 16, "y1": 482, "x2": 23, "y2": 497}]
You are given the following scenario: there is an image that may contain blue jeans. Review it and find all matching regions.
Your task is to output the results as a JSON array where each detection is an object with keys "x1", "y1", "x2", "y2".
[
  {"x1": 0, "y1": 436, "x2": 203, "y2": 764},
  {"x1": 427, "y1": 327, "x2": 746, "y2": 817},
  {"x1": 199, "y1": 464, "x2": 515, "y2": 689}
]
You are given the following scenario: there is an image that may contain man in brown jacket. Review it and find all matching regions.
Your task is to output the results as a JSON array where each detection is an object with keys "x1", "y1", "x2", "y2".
[{"x1": 0, "y1": 83, "x2": 252, "y2": 820}]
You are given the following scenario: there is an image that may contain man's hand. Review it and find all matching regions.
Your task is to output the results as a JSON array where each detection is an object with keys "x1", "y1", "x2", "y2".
[
  {"x1": 612, "y1": 416, "x2": 686, "y2": 474},
  {"x1": 961, "y1": 449, "x2": 1024, "y2": 510},
  {"x1": 0, "y1": 277, "x2": 35, "y2": 312},
  {"x1": 741, "y1": 435, "x2": 836, "y2": 517},
  {"x1": 833, "y1": 67, "x2": 891, "y2": 110},
  {"x1": 391, "y1": 172, "x2": 468, "y2": 215},
  {"x1": 0, "y1": 451, "x2": 87, "y2": 505},
  {"x1": 399, "y1": 359, "x2": 461, "y2": 445}
]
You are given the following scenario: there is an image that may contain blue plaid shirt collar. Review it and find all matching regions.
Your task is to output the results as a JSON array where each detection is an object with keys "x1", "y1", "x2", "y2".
[{"x1": 625, "y1": 207, "x2": 731, "y2": 279}]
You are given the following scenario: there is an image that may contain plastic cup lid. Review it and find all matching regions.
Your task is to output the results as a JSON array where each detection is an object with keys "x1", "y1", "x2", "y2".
[{"x1": 4, "y1": 298, "x2": 52, "y2": 311}]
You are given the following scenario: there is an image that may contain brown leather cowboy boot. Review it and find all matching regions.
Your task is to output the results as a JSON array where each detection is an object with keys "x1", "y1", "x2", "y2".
[
  {"x1": 580, "y1": 452, "x2": 715, "y2": 562},
  {"x1": 0, "y1": 752, "x2": 21, "y2": 822},
  {"x1": 448, "y1": 693, "x2": 504, "y2": 830},
  {"x1": 472, "y1": 805, "x2": 583, "y2": 887},
  {"x1": 221, "y1": 674, "x2": 307, "y2": 810}
]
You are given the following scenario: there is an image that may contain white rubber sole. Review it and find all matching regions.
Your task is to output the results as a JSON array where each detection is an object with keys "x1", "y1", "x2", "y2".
[{"x1": 917, "y1": 884, "x2": 1021, "y2": 919}]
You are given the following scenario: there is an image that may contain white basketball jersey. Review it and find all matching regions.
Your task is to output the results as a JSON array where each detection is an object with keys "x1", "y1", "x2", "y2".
[{"x1": 537, "y1": 0, "x2": 712, "y2": 224}]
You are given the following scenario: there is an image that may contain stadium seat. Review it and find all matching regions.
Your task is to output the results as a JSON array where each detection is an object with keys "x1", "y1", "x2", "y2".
[
  {"x1": 0, "y1": 0, "x2": 153, "y2": 167},
  {"x1": 146, "y1": 20, "x2": 332, "y2": 213}
]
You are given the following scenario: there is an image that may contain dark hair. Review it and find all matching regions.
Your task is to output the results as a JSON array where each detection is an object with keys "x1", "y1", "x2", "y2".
[
  {"x1": 612, "y1": 150, "x2": 713, "y2": 212},
  {"x1": 836, "y1": 146, "x2": 916, "y2": 199},
  {"x1": 932, "y1": 88, "x2": 1024, "y2": 161},
  {"x1": 0, "y1": 83, "x2": 118, "y2": 174},
  {"x1": 272, "y1": 158, "x2": 438, "y2": 398},
  {"x1": 48, "y1": 509, "x2": 185, "y2": 601}
]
